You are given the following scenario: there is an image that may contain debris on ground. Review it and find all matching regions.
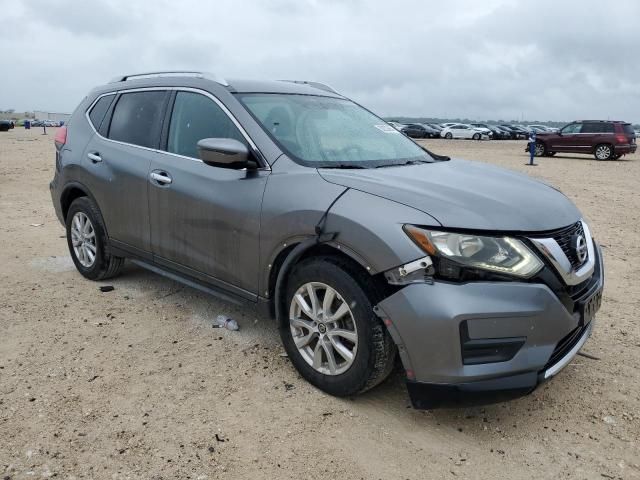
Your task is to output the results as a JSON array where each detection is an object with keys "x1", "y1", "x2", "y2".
[
  {"x1": 29, "y1": 223, "x2": 44, "y2": 227},
  {"x1": 577, "y1": 351, "x2": 601, "y2": 360},
  {"x1": 212, "y1": 315, "x2": 239, "y2": 331},
  {"x1": 99, "y1": 285, "x2": 115, "y2": 292}
]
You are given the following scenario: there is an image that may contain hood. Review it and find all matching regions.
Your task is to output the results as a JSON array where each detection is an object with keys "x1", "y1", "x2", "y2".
[{"x1": 318, "y1": 159, "x2": 581, "y2": 232}]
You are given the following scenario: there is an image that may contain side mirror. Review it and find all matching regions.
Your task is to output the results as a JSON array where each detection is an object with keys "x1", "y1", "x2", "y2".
[{"x1": 197, "y1": 138, "x2": 254, "y2": 169}]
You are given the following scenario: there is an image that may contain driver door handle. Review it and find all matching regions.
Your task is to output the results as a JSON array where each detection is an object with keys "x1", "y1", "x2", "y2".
[{"x1": 150, "y1": 171, "x2": 172, "y2": 185}]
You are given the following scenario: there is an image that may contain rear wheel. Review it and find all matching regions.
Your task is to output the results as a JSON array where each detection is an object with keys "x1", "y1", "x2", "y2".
[
  {"x1": 66, "y1": 197, "x2": 124, "y2": 280},
  {"x1": 281, "y1": 257, "x2": 396, "y2": 397},
  {"x1": 445, "y1": 132, "x2": 453, "y2": 139},
  {"x1": 594, "y1": 144, "x2": 613, "y2": 160},
  {"x1": 534, "y1": 142, "x2": 546, "y2": 156}
]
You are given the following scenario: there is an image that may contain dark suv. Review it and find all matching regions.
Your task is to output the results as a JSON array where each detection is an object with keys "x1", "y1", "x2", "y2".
[{"x1": 530, "y1": 120, "x2": 637, "y2": 160}]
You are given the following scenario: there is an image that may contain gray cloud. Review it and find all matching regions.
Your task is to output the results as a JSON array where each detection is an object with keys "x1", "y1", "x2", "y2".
[{"x1": 1, "y1": 0, "x2": 638, "y2": 122}]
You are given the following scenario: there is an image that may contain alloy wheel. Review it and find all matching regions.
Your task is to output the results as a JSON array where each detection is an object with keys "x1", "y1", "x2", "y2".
[
  {"x1": 289, "y1": 282, "x2": 358, "y2": 375},
  {"x1": 70, "y1": 212, "x2": 97, "y2": 267},
  {"x1": 595, "y1": 145, "x2": 611, "y2": 160}
]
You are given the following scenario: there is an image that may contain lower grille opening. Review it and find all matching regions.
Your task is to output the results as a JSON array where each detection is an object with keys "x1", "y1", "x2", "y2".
[
  {"x1": 543, "y1": 325, "x2": 587, "y2": 370},
  {"x1": 460, "y1": 322, "x2": 525, "y2": 365}
]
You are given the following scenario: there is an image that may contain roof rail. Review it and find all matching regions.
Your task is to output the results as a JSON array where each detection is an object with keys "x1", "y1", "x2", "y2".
[
  {"x1": 279, "y1": 80, "x2": 340, "y2": 95},
  {"x1": 109, "y1": 71, "x2": 229, "y2": 86}
]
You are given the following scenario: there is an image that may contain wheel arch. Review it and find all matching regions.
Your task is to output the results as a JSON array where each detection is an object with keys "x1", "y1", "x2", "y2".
[
  {"x1": 60, "y1": 182, "x2": 97, "y2": 221},
  {"x1": 268, "y1": 239, "x2": 383, "y2": 325}
]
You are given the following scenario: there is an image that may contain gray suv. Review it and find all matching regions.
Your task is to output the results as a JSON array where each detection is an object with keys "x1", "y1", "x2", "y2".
[{"x1": 50, "y1": 71, "x2": 604, "y2": 408}]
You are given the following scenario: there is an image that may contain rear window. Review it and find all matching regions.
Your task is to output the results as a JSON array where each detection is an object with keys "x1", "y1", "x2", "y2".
[
  {"x1": 88, "y1": 94, "x2": 115, "y2": 131},
  {"x1": 623, "y1": 124, "x2": 635, "y2": 135},
  {"x1": 108, "y1": 91, "x2": 166, "y2": 148}
]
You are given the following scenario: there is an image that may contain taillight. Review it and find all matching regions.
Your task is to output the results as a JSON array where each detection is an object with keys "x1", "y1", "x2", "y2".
[
  {"x1": 615, "y1": 134, "x2": 627, "y2": 144},
  {"x1": 54, "y1": 126, "x2": 67, "y2": 149}
]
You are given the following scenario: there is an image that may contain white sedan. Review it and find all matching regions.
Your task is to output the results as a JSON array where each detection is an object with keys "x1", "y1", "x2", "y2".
[{"x1": 441, "y1": 123, "x2": 491, "y2": 140}]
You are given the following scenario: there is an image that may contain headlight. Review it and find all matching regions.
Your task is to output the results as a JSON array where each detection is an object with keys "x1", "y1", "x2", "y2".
[{"x1": 403, "y1": 225, "x2": 543, "y2": 279}]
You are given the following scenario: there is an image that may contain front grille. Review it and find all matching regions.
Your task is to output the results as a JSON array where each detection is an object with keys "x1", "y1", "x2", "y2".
[
  {"x1": 551, "y1": 221, "x2": 586, "y2": 270},
  {"x1": 543, "y1": 324, "x2": 587, "y2": 370}
]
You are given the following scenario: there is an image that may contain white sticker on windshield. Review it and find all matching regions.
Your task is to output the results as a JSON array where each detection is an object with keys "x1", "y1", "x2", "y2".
[{"x1": 374, "y1": 124, "x2": 400, "y2": 133}]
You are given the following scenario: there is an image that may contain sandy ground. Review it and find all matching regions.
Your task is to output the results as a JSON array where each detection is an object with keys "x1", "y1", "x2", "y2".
[{"x1": 0, "y1": 128, "x2": 639, "y2": 480}]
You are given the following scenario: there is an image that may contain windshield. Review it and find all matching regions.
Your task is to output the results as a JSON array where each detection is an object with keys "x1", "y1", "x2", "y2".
[{"x1": 237, "y1": 94, "x2": 433, "y2": 168}]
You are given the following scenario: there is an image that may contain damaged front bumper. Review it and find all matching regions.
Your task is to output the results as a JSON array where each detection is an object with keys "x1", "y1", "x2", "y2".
[{"x1": 375, "y1": 244, "x2": 604, "y2": 409}]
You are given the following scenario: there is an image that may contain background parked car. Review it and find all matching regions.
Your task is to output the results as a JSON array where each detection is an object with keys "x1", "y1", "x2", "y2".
[
  {"x1": 401, "y1": 123, "x2": 439, "y2": 138},
  {"x1": 427, "y1": 123, "x2": 444, "y2": 135},
  {"x1": 0, "y1": 120, "x2": 12, "y2": 132},
  {"x1": 471, "y1": 123, "x2": 510, "y2": 140},
  {"x1": 441, "y1": 123, "x2": 491, "y2": 140},
  {"x1": 528, "y1": 124, "x2": 557, "y2": 133},
  {"x1": 499, "y1": 124, "x2": 528, "y2": 139}
]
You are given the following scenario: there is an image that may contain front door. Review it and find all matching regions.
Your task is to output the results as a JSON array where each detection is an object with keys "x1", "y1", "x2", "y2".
[
  {"x1": 148, "y1": 90, "x2": 268, "y2": 297},
  {"x1": 552, "y1": 122, "x2": 583, "y2": 153}
]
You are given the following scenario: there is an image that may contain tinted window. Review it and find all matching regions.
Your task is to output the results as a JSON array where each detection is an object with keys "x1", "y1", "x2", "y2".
[
  {"x1": 623, "y1": 124, "x2": 635, "y2": 135},
  {"x1": 88, "y1": 94, "x2": 115, "y2": 130},
  {"x1": 109, "y1": 91, "x2": 166, "y2": 148},
  {"x1": 581, "y1": 122, "x2": 614, "y2": 133},
  {"x1": 168, "y1": 92, "x2": 246, "y2": 159}
]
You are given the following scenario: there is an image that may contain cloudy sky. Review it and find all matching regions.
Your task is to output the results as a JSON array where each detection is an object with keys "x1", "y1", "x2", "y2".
[{"x1": 2, "y1": 0, "x2": 639, "y2": 122}]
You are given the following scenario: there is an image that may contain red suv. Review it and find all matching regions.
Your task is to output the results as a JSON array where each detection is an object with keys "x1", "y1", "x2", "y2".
[{"x1": 530, "y1": 120, "x2": 637, "y2": 160}]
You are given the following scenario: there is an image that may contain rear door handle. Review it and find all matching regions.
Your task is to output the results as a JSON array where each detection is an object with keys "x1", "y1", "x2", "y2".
[
  {"x1": 150, "y1": 171, "x2": 172, "y2": 185},
  {"x1": 87, "y1": 152, "x2": 102, "y2": 163}
]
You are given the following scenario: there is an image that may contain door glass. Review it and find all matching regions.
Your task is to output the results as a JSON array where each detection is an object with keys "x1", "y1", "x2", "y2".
[
  {"x1": 561, "y1": 123, "x2": 582, "y2": 134},
  {"x1": 88, "y1": 94, "x2": 115, "y2": 131},
  {"x1": 168, "y1": 92, "x2": 246, "y2": 159},
  {"x1": 108, "y1": 91, "x2": 166, "y2": 148}
]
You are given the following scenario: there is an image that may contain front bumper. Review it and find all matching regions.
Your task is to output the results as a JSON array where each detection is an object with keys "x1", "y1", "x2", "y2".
[{"x1": 375, "y1": 243, "x2": 604, "y2": 409}]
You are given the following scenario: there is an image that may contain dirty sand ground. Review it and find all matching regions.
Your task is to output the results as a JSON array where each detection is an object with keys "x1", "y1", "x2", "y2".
[{"x1": 0, "y1": 128, "x2": 638, "y2": 479}]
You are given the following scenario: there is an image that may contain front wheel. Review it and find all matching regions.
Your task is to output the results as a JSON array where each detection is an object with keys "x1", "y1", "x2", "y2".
[
  {"x1": 594, "y1": 144, "x2": 613, "y2": 160},
  {"x1": 281, "y1": 257, "x2": 396, "y2": 397},
  {"x1": 534, "y1": 142, "x2": 546, "y2": 156},
  {"x1": 472, "y1": 133, "x2": 481, "y2": 140},
  {"x1": 445, "y1": 132, "x2": 453, "y2": 139},
  {"x1": 66, "y1": 197, "x2": 124, "y2": 280}
]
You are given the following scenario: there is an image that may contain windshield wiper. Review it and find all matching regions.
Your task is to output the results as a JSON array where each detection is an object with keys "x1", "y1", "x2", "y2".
[
  {"x1": 319, "y1": 164, "x2": 368, "y2": 169},
  {"x1": 374, "y1": 159, "x2": 432, "y2": 168}
]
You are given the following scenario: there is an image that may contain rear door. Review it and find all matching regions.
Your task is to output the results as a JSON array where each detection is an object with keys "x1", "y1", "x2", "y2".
[
  {"x1": 84, "y1": 89, "x2": 169, "y2": 255},
  {"x1": 580, "y1": 122, "x2": 613, "y2": 152},
  {"x1": 148, "y1": 90, "x2": 269, "y2": 297}
]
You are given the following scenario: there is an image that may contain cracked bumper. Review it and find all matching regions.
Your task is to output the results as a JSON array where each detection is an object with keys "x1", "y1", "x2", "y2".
[{"x1": 375, "y1": 245, "x2": 604, "y2": 409}]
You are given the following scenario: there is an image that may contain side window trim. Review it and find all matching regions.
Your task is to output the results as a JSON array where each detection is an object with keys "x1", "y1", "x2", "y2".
[
  {"x1": 83, "y1": 87, "x2": 268, "y2": 169},
  {"x1": 159, "y1": 91, "x2": 177, "y2": 152}
]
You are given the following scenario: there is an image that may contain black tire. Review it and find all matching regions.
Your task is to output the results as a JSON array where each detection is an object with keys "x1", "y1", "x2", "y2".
[
  {"x1": 534, "y1": 141, "x2": 546, "y2": 157},
  {"x1": 594, "y1": 144, "x2": 613, "y2": 161},
  {"x1": 472, "y1": 133, "x2": 481, "y2": 140},
  {"x1": 445, "y1": 132, "x2": 453, "y2": 139},
  {"x1": 280, "y1": 256, "x2": 396, "y2": 397},
  {"x1": 66, "y1": 197, "x2": 124, "y2": 281}
]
